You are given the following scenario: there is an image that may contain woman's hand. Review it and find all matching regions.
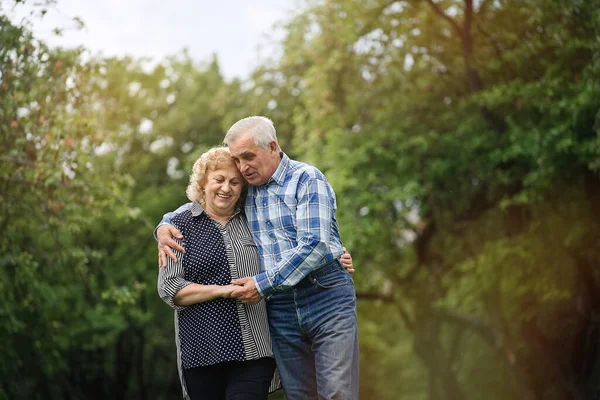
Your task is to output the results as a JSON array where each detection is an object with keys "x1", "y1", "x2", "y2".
[{"x1": 339, "y1": 247, "x2": 355, "y2": 274}]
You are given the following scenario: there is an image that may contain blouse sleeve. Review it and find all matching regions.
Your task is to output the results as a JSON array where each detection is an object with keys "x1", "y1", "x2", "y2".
[{"x1": 157, "y1": 237, "x2": 193, "y2": 310}]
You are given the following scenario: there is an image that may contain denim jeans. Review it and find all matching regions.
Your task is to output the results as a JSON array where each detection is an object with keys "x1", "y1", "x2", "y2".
[{"x1": 266, "y1": 259, "x2": 359, "y2": 400}]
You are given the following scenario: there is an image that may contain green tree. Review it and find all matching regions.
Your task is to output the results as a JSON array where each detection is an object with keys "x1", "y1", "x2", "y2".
[
  {"x1": 0, "y1": 3, "x2": 135, "y2": 397},
  {"x1": 3, "y1": 0, "x2": 600, "y2": 398},
  {"x1": 273, "y1": 0, "x2": 600, "y2": 398}
]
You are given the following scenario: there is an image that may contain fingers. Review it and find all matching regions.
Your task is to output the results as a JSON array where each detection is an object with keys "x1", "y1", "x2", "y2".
[
  {"x1": 157, "y1": 225, "x2": 173, "y2": 240},
  {"x1": 229, "y1": 285, "x2": 260, "y2": 303},
  {"x1": 165, "y1": 247, "x2": 178, "y2": 262},
  {"x1": 221, "y1": 285, "x2": 236, "y2": 298},
  {"x1": 157, "y1": 245, "x2": 180, "y2": 266},
  {"x1": 158, "y1": 248, "x2": 175, "y2": 267},
  {"x1": 161, "y1": 237, "x2": 184, "y2": 253},
  {"x1": 168, "y1": 225, "x2": 183, "y2": 239},
  {"x1": 340, "y1": 251, "x2": 355, "y2": 274},
  {"x1": 159, "y1": 250, "x2": 167, "y2": 268},
  {"x1": 231, "y1": 277, "x2": 250, "y2": 286},
  {"x1": 157, "y1": 225, "x2": 185, "y2": 256},
  {"x1": 340, "y1": 254, "x2": 352, "y2": 268},
  {"x1": 158, "y1": 238, "x2": 184, "y2": 262},
  {"x1": 228, "y1": 277, "x2": 259, "y2": 303},
  {"x1": 341, "y1": 247, "x2": 353, "y2": 261},
  {"x1": 341, "y1": 260, "x2": 354, "y2": 271},
  {"x1": 230, "y1": 291, "x2": 260, "y2": 304}
]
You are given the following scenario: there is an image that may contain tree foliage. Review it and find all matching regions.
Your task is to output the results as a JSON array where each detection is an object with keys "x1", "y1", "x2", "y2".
[
  {"x1": 273, "y1": 1, "x2": 600, "y2": 399},
  {"x1": 1, "y1": 0, "x2": 599, "y2": 399}
]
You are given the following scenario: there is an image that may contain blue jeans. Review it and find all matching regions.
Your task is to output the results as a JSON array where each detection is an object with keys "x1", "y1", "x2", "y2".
[{"x1": 266, "y1": 259, "x2": 359, "y2": 400}]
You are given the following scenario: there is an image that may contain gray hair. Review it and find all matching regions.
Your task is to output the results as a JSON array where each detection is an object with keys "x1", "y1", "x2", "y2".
[{"x1": 224, "y1": 116, "x2": 281, "y2": 152}]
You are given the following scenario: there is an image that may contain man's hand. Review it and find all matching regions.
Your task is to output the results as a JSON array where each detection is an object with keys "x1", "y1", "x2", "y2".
[
  {"x1": 230, "y1": 277, "x2": 262, "y2": 304},
  {"x1": 340, "y1": 247, "x2": 355, "y2": 274},
  {"x1": 157, "y1": 225, "x2": 185, "y2": 267}
]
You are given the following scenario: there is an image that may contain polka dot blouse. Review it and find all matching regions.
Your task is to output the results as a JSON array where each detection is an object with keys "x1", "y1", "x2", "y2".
[{"x1": 157, "y1": 202, "x2": 279, "y2": 397}]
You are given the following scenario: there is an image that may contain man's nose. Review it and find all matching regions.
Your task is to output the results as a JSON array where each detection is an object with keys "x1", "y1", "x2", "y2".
[{"x1": 238, "y1": 161, "x2": 249, "y2": 173}]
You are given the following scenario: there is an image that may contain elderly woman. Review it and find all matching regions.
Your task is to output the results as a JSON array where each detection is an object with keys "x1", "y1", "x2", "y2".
[{"x1": 157, "y1": 146, "x2": 279, "y2": 400}]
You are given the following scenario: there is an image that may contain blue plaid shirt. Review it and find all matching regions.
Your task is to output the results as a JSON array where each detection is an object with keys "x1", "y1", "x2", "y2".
[
  {"x1": 247, "y1": 153, "x2": 343, "y2": 297},
  {"x1": 157, "y1": 153, "x2": 344, "y2": 298}
]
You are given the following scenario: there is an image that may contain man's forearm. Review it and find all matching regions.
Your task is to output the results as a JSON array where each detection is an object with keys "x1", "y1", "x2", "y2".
[{"x1": 255, "y1": 240, "x2": 329, "y2": 297}]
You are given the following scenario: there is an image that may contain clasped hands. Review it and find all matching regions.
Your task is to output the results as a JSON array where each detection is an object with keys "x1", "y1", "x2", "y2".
[
  {"x1": 226, "y1": 277, "x2": 262, "y2": 304},
  {"x1": 157, "y1": 225, "x2": 261, "y2": 304},
  {"x1": 157, "y1": 224, "x2": 354, "y2": 305}
]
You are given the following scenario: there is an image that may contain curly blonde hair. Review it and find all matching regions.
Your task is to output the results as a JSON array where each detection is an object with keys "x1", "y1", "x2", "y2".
[{"x1": 186, "y1": 146, "x2": 245, "y2": 205}]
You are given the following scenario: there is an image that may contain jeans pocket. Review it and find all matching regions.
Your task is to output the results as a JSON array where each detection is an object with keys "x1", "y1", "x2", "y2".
[{"x1": 313, "y1": 268, "x2": 350, "y2": 289}]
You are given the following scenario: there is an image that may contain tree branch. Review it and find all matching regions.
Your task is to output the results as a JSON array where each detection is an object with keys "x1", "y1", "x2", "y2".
[
  {"x1": 475, "y1": 20, "x2": 506, "y2": 65},
  {"x1": 356, "y1": 0, "x2": 400, "y2": 38},
  {"x1": 433, "y1": 306, "x2": 496, "y2": 346},
  {"x1": 476, "y1": 0, "x2": 494, "y2": 18},
  {"x1": 463, "y1": 0, "x2": 473, "y2": 53},
  {"x1": 356, "y1": 291, "x2": 394, "y2": 303},
  {"x1": 396, "y1": 302, "x2": 415, "y2": 331},
  {"x1": 425, "y1": 0, "x2": 463, "y2": 38}
]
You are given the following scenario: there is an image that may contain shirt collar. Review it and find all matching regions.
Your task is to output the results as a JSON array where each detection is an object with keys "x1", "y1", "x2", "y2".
[
  {"x1": 267, "y1": 152, "x2": 289, "y2": 186},
  {"x1": 191, "y1": 201, "x2": 242, "y2": 218}
]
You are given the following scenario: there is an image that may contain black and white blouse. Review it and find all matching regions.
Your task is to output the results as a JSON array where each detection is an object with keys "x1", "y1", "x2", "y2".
[{"x1": 157, "y1": 202, "x2": 279, "y2": 398}]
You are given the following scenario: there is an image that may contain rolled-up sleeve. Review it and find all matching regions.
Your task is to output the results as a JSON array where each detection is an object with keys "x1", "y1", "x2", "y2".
[{"x1": 157, "y1": 238, "x2": 193, "y2": 310}]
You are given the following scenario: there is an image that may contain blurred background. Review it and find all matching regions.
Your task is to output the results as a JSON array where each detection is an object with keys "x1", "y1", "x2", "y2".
[{"x1": 1, "y1": 0, "x2": 599, "y2": 399}]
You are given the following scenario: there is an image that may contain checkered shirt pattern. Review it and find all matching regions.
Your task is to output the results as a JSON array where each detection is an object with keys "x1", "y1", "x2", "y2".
[{"x1": 247, "y1": 153, "x2": 344, "y2": 298}]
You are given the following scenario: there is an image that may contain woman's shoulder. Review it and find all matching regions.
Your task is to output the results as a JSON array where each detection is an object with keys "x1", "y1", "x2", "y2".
[
  {"x1": 171, "y1": 208, "x2": 194, "y2": 226},
  {"x1": 172, "y1": 204, "x2": 212, "y2": 233}
]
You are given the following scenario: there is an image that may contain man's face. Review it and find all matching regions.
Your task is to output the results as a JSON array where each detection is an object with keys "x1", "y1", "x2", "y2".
[{"x1": 228, "y1": 131, "x2": 280, "y2": 186}]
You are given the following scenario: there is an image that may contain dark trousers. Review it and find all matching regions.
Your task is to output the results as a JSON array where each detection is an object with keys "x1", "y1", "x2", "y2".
[{"x1": 183, "y1": 357, "x2": 275, "y2": 400}]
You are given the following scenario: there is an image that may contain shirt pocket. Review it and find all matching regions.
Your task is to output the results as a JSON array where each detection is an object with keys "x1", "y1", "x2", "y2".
[{"x1": 274, "y1": 192, "x2": 297, "y2": 233}]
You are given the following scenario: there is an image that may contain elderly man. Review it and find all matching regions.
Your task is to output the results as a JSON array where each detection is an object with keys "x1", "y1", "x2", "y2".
[{"x1": 156, "y1": 116, "x2": 359, "y2": 400}]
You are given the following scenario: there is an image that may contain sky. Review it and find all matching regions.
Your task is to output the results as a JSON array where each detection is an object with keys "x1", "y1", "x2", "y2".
[{"x1": 8, "y1": 0, "x2": 299, "y2": 80}]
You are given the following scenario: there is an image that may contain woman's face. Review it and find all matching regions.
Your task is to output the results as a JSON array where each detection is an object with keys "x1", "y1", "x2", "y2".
[{"x1": 203, "y1": 163, "x2": 244, "y2": 217}]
